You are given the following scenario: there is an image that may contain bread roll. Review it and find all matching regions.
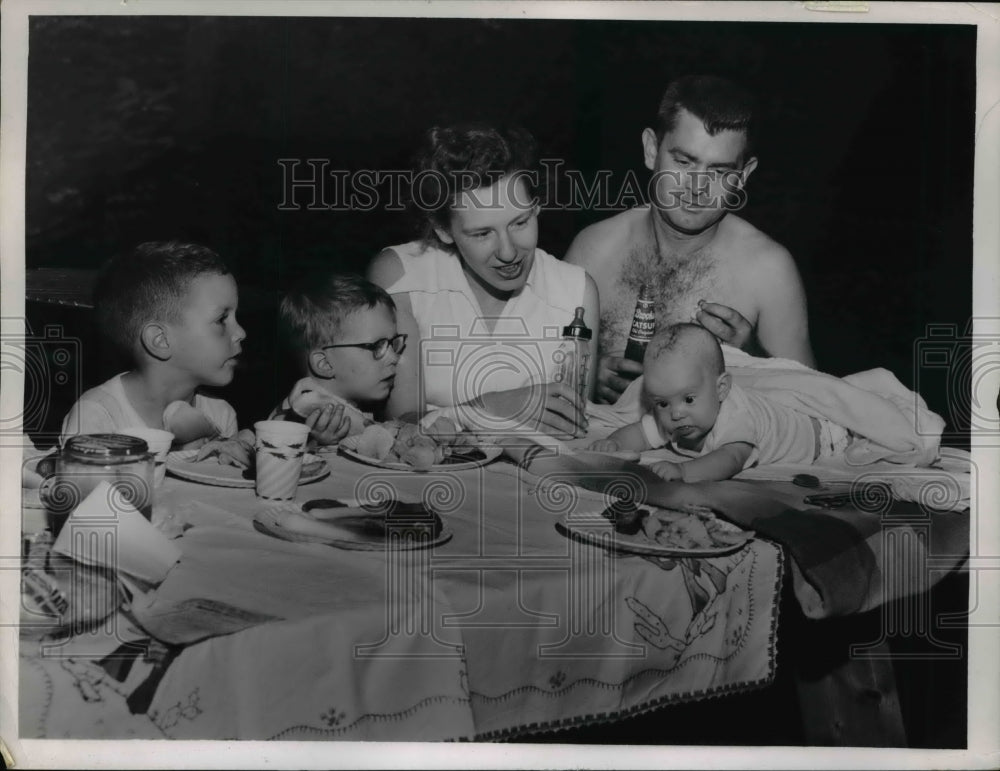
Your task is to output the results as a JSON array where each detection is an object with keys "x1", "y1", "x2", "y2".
[
  {"x1": 285, "y1": 377, "x2": 370, "y2": 436},
  {"x1": 355, "y1": 424, "x2": 396, "y2": 460}
]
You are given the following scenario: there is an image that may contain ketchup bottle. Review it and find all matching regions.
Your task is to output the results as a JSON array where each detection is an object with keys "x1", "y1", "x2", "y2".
[{"x1": 623, "y1": 284, "x2": 656, "y2": 364}]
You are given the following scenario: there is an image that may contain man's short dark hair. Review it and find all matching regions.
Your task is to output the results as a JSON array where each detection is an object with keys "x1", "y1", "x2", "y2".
[
  {"x1": 93, "y1": 241, "x2": 231, "y2": 361},
  {"x1": 655, "y1": 75, "x2": 756, "y2": 158},
  {"x1": 279, "y1": 273, "x2": 396, "y2": 355}
]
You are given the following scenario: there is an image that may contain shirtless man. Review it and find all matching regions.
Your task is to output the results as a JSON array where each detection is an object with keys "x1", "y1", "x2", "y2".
[{"x1": 565, "y1": 75, "x2": 815, "y2": 404}]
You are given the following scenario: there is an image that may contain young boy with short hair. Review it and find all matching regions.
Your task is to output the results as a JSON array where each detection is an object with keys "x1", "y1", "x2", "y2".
[
  {"x1": 61, "y1": 241, "x2": 246, "y2": 455},
  {"x1": 271, "y1": 274, "x2": 405, "y2": 446},
  {"x1": 589, "y1": 323, "x2": 850, "y2": 481}
]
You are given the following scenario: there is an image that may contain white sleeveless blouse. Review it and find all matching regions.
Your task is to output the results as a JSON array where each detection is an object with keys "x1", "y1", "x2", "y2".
[{"x1": 385, "y1": 242, "x2": 587, "y2": 409}]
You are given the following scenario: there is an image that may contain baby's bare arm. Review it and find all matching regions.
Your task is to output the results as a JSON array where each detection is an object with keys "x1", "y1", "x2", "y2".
[
  {"x1": 676, "y1": 442, "x2": 754, "y2": 482},
  {"x1": 589, "y1": 421, "x2": 650, "y2": 453}
]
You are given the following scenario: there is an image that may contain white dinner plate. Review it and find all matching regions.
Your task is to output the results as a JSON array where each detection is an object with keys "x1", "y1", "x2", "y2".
[
  {"x1": 556, "y1": 506, "x2": 754, "y2": 558},
  {"x1": 252, "y1": 499, "x2": 452, "y2": 551},
  {"x1": 338, "y1": 436, "x2": 502, "y2": 473},
  {"x1": 166, "y1": 449, "x2": 330, "y2": 488}
]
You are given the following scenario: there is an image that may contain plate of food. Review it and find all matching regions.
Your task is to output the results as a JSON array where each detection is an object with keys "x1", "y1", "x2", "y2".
[
  {"x1": 166, "y1": 448, "x2": 330, "y2": 488},
  {"x1": 339, "y1": 421, "x2": 501, "y2": 472},
  {"x1": 556, "y1": 501, "x2": 755, "y2": 557},
  {"x1": 253, "y1": 498, "x2": 452, "y2": 551}
]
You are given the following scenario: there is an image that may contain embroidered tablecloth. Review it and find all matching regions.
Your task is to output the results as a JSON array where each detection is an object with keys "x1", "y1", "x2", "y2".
[{"x1": 111, "y1": 455, "x2": 784, "y2": 740}]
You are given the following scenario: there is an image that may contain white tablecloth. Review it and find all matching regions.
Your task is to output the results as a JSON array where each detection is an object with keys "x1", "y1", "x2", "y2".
[{"x1": 21, "y1": 452, "x2": 784, "y2": 741}]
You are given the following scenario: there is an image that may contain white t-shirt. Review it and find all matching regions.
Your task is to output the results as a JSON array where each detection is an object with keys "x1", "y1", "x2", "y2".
[
  {"x1": 640, "y1": 382, "x2": 825, "y2": 468},
  {"x1": 385, "y1": 241, "x2": 587, "y2": 409},
  {"x1": 60, "y1": 372, "x2": 238, "y2": 445}
]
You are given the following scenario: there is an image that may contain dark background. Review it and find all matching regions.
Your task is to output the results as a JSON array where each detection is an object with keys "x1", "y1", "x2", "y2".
[{"x1": 25, "y1": 16, "x2": 975, "y2": 442}]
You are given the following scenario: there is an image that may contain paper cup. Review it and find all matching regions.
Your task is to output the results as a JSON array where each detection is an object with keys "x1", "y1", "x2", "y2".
[
  {"x1": 120, "y1": 427, "x2": 175, "y2": 487},
  {"x1": 253, "y1": 420, "x2": 310, "y2": 500}
]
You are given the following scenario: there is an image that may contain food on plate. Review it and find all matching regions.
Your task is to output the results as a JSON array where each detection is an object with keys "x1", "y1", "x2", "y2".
[
  {"x1": 423, "y1": 416, "x2": 478, "y2": 446},
  {"x1": 180, "y1": 428, "x2": 324, "y2": 478},
  {"x1": 348, "y1": 419, "x2": 484, "y2": 470},
  {"x1": 600, "y1": 499, "x2": 648, "y2": 535},
  {"x1": 194, "y1": 429, "x2": 256, "y2": 469},
  {"x1": 299, "y1": 498, "x2": 444, "y2": 540},
  {"x1": 655, "y1": 514, "x2": 713, "y2": 549},
  {"x1": 354, "y1": 424, "x2": 397, "y2": 461},
  {"x1": 636, "y1": 505, "x2": 753, "y2": 550},
  {"x1": 398, "y1": 443, "x2": 441, "y2": 471},
  {"x1": 392, "y1": 423, "x2": 445, "y2": 470}
]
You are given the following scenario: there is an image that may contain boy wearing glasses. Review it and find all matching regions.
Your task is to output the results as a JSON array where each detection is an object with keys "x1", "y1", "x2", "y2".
[{"x1": 271, "y1": 274, "x2": 406, "y2": 446}]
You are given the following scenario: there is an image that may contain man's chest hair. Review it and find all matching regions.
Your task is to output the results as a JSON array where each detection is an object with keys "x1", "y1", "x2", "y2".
[
  {"x1": 615, "y1": 242, "x2": 717, "y2": 318},
  {"x1": 598, "y1": 243, "x2": 718, "y2": 351}
]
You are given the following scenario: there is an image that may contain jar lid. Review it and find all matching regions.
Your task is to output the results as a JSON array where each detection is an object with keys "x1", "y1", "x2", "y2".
[{"x1": 64, "y1": 433, "x2": 150, "y2": 460}]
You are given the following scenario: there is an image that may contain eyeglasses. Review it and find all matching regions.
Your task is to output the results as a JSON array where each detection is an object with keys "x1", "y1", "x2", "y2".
[{"x1": 322, "y1": 333, "x2": 407, "y2": 360}]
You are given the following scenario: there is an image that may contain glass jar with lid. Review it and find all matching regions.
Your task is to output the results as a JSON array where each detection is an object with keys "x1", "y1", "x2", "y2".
[{"x1": 41, "y1": 434, "x2": 154, "y2": 536}]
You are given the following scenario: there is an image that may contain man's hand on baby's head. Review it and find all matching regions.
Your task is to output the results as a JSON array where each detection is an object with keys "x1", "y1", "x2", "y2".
[
  {"x1": 649, "y1": 460, "x2": 685, "y2": 482},
  {"x1": 305, "y1": 403, "x2": 351, "y2": 446},
  {"x1": 693, "y1": 300, "x2": 753, "y2": 351},
  {"x1": 597, "y1": 354, "x2": 644, "y2": 405}
]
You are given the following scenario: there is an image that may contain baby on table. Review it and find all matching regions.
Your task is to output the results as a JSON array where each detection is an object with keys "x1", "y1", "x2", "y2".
[
  {"x1": 61, "y1": 241, "x2": 249, "y2": 461},
  {"x1": 269, "y1": 274, "x2": 405, "y2": 446},
  {"x1": 589, "y1": 323, "x2": 851, "y2": 482}
]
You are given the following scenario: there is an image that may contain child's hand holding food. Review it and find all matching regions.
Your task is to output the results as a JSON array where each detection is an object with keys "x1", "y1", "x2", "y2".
[
  {"x1": 284, "y1": 377, "x2": 369, "y2": 437},
  {"x1": 305, "y1": 402, "x2": 351, "y2": 446}
]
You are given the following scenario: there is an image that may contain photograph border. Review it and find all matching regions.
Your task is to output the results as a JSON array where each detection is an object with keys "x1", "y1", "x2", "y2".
[{"x1": 2, "y1": 1, "x2": 998, "y2": 769}]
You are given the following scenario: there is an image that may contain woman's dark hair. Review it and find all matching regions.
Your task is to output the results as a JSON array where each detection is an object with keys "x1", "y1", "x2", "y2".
[{"x1": 407, "y1": 124, "x2": 538, "y2": 248}]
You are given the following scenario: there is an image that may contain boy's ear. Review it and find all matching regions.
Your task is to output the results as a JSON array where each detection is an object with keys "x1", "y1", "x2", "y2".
[
  {"x1": 716, "y1": 371, "x2": 732, "y2": 402},
  {"x1": 140, "y1": 323, "x2": 170, "y2": 361},
  {"x1": 309, "y1": 349, "x2": 335, "y2": 378},
  {"x1": 641, "y1": 128, "x2": 660, "y2": 171}
]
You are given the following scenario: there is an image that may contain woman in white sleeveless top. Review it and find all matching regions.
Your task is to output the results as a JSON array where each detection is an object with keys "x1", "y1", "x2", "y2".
[{"x1": 368, "y1": 125, "x2": 599, "y2": 436}]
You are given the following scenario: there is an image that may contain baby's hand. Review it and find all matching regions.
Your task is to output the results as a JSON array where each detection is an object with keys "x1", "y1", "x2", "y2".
[
  {"x1": 305, "y1": 403, "x2": 351, "y2": 446},
  {"x1": 588, "y1": 439, "x2": 621, "y2": 453},
  {"x1": 649, "y1": 460, "x2": 685, "y2": 482}
]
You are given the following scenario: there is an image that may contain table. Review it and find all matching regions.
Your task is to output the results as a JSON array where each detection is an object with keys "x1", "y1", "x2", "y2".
[
  {"x1": 18, "y1": 446, "x2": 970, "y2": 744},
  {"x1": 25, "y1": 269, "x2": 99, "y2": 309},
  {"x1": 20, "y1": 452, "x2": 784, "y2": 741}
]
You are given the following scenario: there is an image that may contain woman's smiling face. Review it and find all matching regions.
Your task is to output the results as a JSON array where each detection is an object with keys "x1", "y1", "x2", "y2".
[{"x1": 435, "y1": 174, "x2": 539, "y2": 299}]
